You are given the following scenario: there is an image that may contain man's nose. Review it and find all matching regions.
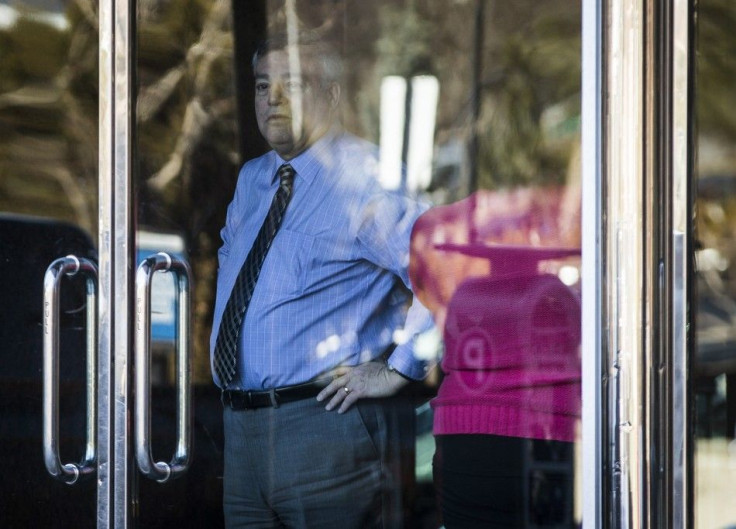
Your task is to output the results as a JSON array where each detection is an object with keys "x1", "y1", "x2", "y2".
[{"x1": 268, "y1": 82, "x2": 286, "y2": 104}]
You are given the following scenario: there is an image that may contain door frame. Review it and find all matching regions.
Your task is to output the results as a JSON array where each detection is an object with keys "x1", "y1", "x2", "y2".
[
  {"x1": 98, "y1": 0, "x2": 136, "y2": 526},
  {"x1": 93, "y1": 0, "x2": 697, "y2": 525},
  {"x1": 581, "y1": 0, "x2": 694, "y2": 527}
]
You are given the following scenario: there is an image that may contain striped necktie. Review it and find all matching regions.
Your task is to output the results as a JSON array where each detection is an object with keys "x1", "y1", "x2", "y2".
[{"x1": 213, "y1": 163, "x2": 295, "y2": 389}]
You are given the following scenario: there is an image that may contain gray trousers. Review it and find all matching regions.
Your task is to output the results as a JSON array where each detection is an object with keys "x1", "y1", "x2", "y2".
[{"x1": 223, "y1": 396, "x2": 412, "y2": 528}]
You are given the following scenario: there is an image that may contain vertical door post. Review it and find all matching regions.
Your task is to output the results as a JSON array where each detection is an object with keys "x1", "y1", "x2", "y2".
[
  {"x1": 586, "y1": 0, "x2": 693, "y2": 527},
  {"x1": 98, "y1": 0, "x2": 136, "y2": 526}
]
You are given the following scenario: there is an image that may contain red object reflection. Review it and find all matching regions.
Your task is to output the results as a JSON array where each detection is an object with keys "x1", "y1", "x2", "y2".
[{"x1": 410, "y1": 188, "x2": 581, "y2": 441}]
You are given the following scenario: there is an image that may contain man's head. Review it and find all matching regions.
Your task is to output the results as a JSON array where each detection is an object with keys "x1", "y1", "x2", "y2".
[{"x1": 253, "y1": 31, "x2": 342, "y2": 160}]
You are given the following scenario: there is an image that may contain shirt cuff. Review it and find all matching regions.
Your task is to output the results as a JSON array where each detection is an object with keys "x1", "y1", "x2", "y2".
[{"x1": 386, "y1": 342, "x2": 431, "y2": 380}]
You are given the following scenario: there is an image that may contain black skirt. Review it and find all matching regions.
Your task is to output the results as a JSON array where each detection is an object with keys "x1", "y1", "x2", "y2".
[{"x1": 433, "y1": 434, "x2": 575, "y2": 528}]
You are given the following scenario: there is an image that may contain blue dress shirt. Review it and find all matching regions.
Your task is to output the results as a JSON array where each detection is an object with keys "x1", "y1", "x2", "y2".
[{"x1": 210, "y1": 131, "x2": 434, "y2": 390}]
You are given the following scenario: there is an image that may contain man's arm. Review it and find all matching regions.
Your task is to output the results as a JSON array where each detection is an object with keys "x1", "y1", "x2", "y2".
[{"x1": 317, "y1": 190, "x2": 436, "y2": 412}]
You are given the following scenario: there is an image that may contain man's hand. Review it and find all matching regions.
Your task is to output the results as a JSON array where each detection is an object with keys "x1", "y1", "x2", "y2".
[{"x1": 316, "y1": 362, "x2": 409, "y2": 413}]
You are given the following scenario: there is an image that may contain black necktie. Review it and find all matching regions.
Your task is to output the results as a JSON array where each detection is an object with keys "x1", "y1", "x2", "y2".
[{"x1": 213, "y1": 163, "x2": 295, "y2": 388}]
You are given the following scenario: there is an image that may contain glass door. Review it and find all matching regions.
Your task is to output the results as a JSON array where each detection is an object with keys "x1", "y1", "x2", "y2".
[
  {"x1": 133, "y1": 0, "x2": 584, "y2": 526},
  {"x1": 2, "y1": 0, "x2": 585, "y2": 527},
  {"x1": 0, "y1": 1, "x2": 99, "y2": 526},
  {"x1": 692, "y1": 0, "x2": 736, "y2": 526},
  {"x1": 0, "y1": 0, "x2": 222, "y2": 526},
  {"x1": 131, "y1": 0, "x2": 234, "y2": 525}
]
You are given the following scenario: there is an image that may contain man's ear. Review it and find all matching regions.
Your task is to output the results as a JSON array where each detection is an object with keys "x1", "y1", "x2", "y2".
[{"x1": 327, "y1": 82, "x2": 341, "y2": 109}]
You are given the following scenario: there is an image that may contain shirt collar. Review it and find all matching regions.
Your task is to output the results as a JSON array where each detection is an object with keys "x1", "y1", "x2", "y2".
[{"x1": 270, "y1": 129, "x2": 341, "y2": 185}]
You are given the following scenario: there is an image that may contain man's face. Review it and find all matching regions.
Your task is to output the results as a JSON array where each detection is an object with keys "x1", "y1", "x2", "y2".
[{"x1": 254, "y1": 48, "x2": 337, "y2": 160}]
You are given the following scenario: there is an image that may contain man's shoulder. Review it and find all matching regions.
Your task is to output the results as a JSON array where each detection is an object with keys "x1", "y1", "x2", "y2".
[
  {"x1": 334, "y1": 132, "x2": 379, "y2": 159},
  {"x1": 327, "y1": 133, "x2": 380, "y2": 184}
]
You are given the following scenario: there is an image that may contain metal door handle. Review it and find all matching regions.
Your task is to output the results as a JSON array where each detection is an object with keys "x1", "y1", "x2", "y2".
[
  {"x1": 135, "y1": 252, "x2": 191, "y2": 482},
  {"x1": 43, "y1": 255, "x2": 97, "y2": 484}
]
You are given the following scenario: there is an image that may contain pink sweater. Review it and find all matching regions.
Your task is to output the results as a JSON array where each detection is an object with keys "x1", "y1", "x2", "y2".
[{"x1": 431, "y1": 273, "x2": 581, "y2": 442}]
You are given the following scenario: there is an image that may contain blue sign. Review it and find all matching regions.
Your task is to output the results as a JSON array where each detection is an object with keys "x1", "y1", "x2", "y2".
[{"x1": 136, "y1": 231, "x2": 186, "y2": 343}]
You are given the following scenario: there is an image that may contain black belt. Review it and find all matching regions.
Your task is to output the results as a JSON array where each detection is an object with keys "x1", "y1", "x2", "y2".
[{"x1": 221, "y1": 379, "x2": 332, "y2": 410}]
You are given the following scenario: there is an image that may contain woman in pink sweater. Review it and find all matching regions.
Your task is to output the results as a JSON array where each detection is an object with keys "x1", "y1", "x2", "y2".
[{"x1": 410, "y1": 192, "x2": 581, "y2": 528}]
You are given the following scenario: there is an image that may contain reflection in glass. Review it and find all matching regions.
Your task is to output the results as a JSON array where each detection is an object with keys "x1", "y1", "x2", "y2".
[
  {"x1": 410, "y1": 191, "x2": 580, "y2": 527},
  {"x1": 0, "y1": 1, "x2": 99, "y2": 527},
  {"x1": 211, "y1": 2, "x2": 580, "y2": 527},
  {"x1": 694, "y1": 0, "x2": 736, "y2": 526},
  {"x1": 0, "y1": 0, "x2": 583, "y2": 526},
  {"x1": 0, "y1": 1, "x2": 97, "y2": 230}
]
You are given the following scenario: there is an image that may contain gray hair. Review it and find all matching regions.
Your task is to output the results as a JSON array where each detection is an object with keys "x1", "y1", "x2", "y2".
[{"x1": 251, "y1": 30, "x2": 343, "y2": 88}]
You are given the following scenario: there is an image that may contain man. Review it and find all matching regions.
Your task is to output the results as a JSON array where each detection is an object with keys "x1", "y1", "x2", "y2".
[{"x1": 210, "y1": 30, "x2": 433, "y2": 528}]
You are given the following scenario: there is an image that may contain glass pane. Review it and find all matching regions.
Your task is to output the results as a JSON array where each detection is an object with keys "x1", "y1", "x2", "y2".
[
  {"x1": 133, "y1": 1, "x2": 234, "y2": 525},
  {"x1": 694, "y1": 1, "x2": 736, "y2": 527},
  {"x1": 0, "y1": 1, "x2": 98, "y2": 526},
  {"x1": 135, "y1": 0, "x2": 582, "y2": 526}
]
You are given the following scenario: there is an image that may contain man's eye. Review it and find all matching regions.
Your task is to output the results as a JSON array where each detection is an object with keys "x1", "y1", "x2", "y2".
[{"x1": 255, "y1": 83, "x2": 269, "y2": 94}]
